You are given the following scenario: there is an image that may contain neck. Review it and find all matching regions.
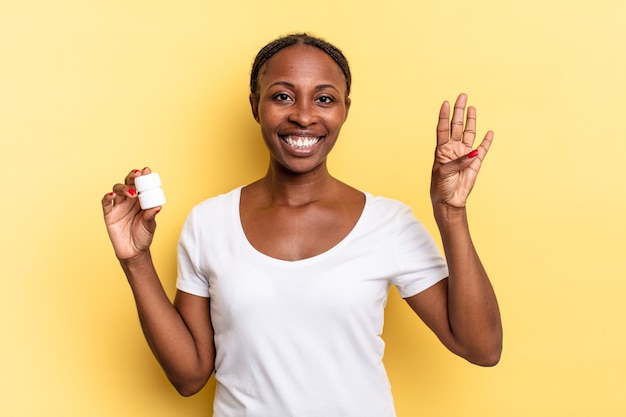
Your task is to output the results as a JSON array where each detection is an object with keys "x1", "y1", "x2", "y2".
[{"x1": 258, "y1": 161, "x2": 336, "y2": 207}]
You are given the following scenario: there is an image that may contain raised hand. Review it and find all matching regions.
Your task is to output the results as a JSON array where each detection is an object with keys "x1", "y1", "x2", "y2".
[
  {"x1": 101, "y1": 167, "x2": 161, "y2": 261},
  {"x1": 430, "y1": 93, "x2": 493, "y2": 209}
]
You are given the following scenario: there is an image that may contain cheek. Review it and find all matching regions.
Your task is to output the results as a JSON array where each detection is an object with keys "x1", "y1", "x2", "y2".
[
  {"x1": 330, "y1": 112, "x2": 348, "y2": 131},
  {"x1": 257, "y1": 105, "x2": 285, "y2": 129},
  {"x1": 257, "y1": 110, "x2": 280, "y2": 139},
  {"x1": 257, "y1": 112, "x2": 275, "y2": 132}
]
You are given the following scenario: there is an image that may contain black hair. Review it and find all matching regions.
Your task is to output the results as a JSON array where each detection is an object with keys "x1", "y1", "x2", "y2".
[{"x1": 249, "y1": 33, "x2": 352, "y2": 100}]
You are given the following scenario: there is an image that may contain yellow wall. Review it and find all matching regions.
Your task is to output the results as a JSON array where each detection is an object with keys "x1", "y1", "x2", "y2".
[{"x1": 1, "y1": 1, "x2": 624, "y2": 416}]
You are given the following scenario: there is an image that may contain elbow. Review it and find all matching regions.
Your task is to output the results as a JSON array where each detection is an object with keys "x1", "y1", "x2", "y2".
[
  {"x1": 469, "y1": 348, "x2": 501, "y2": 367},
  {"x1": 173, "y1": 376, "x2": 209, "y2": 397},
  {"x1": 466, "y1": 339, "x2": 502, "y2": 367},
  {"x1": 170, "y1": 368, "x2": 214, "y2": 397},
  {"x1": 450, "y1": 331, "x2": 502, "y2": 367},
  {"x1": 176, "y1": 386, "x2": 202, "y2": 397}
]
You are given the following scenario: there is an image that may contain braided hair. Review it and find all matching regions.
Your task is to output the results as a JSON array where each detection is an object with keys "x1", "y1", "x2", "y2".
[{"x1": 249, "y1": 33, "x2": 352, "y2": 101}]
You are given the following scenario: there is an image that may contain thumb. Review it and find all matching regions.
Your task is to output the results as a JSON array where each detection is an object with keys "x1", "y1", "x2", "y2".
[
  {"x1": 442, "y1": 149, "x2": 480, "y2": 173},
  {"x1": 143, "y1": 206, "x2": 162, "y2": 218},
  {"x1": 141, "y1": 206, "x2": 161, "y2": 231}
]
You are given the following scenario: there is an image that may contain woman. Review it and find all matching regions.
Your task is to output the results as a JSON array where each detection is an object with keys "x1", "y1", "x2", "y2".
[{"x1": 102, "y1": 33, "x2": 502, "y2": 417}]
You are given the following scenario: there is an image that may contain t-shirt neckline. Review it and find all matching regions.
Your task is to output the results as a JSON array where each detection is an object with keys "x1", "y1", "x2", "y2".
[{"x1": 233, "y1": 186, "x2": 370, "y2": 265}]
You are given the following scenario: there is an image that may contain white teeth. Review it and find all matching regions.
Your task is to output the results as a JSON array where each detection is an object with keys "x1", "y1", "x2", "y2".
[{"x1": 284, "y1": 136, "x2": 320, "y2": 149}]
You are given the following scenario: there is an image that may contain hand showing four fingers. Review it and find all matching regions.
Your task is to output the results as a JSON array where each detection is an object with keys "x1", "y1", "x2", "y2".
[{"x1": 430, "y1": 93, "x2": 493, "y2": 209}]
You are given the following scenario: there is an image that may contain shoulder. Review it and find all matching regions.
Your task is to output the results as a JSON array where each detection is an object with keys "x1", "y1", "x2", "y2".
[
  {"x1": 181, "y1": 187, "x2": 242, "y2": 234},
  {"x1": 187, "y1": 187, "x2": 241, "y2": 217},
  {"x1": 363, "y1": 192, "x2": 416, "y2": 220},
  {"x1": 359, "y1": 193, "x2": 437, "y2": 244}
]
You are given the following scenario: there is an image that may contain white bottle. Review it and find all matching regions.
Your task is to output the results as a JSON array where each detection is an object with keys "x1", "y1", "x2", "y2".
[{"x1": 134, "y1": 172, "x2": 166, "y2": 210}]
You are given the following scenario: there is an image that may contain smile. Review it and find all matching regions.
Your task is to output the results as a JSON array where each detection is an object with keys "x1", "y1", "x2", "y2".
[{"x1": 282, "y1": 135, "x2": 322, "y2": 149}]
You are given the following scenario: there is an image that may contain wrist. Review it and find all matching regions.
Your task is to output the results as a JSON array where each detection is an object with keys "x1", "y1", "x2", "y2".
[
  {"x1": 433, "y1": 204, "x2": 468, "y2": 228},
  {"x1": 119, "y1": 250, "x2": 153, "y2": 272}
]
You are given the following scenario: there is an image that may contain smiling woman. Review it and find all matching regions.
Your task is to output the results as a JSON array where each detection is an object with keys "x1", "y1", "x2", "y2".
[
  {"x1": 250, "y1": 40, "x2": 351, "y2": 176},
  {"x1": 101, "y1": 33, "x2": 502, "y2": 417},
  {"x1": 237, "y1": 37, "x2": 360, "y2": 265}
]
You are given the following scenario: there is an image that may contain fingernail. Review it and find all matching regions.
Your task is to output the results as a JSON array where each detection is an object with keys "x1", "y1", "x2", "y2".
[
  {"x1": 108, "y1": 192, "x2": 115, "y2": 197},
  {"x1": 467, "y1": 149, "x2": 479, "y2": 159},
  {"x1": 155, "y1": 208, "x2": 161, "y2": 215},
  {"x1": 133, "y1": 169, "x2": 140, "y2": 174},
  {"x1": 128, "y1": 188, "x2": 137, "y2": 196}
]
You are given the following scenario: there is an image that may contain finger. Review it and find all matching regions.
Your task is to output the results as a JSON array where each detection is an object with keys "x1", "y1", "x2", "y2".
[
  {"x1": 462, "y1": 106, "x2": 477, "y2": 147},
  {"x1": 438, "y1": 150, "x2": 482, "y2": 182},
  {"x1": 124, "y1": 169, "x2": 140, "y2": 186},
  {"x1": 463, "y1": 130, "x2": 494, "y2": 167},
  {"x1": 144, "y1": 206, "x2": 162, "y2": 220},
  {"x1": 450, "y1": 93, "x2": 467, "y2": 141},
  {"x1": 140, "y1": 206, "x2": 160, "y2": 235},
  {"x1": 124, "y1": 167, "x2": 152, "y2": 186},
  {"x1": 437, "y1": 100, "x2": 451, "y2": 146},
  {"x1": 475, "y1": 130, "x2": 494, "y2": 157},
  {"x1": 112, "y1": 182, "x2": 138, "y2": 198},
  {"x1": 449, "y1": 130, "x2": 494, "y2": 168},
  {"x1": 101, "y1": 191, "x2": 117, "y2": 214}
]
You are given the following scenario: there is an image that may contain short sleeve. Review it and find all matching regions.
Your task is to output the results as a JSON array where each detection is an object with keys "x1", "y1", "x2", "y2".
[
  {"x1": 176, "y1": 208, "x2": 210, "y2": 298},
  {"x1": 392, "y1": 205, "x2": 448, "y2": 298}
]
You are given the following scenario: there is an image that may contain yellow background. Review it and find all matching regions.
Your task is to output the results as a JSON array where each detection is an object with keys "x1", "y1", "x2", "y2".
[{"x1": 1, "y1": 0, "x2": 624, "y2": 416}]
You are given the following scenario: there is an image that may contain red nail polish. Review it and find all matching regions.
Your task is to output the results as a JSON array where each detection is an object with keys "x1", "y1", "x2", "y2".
[
  {"x1": 133, "y1": 169, "x2": 140, "y2": 174},
  {"x1": 467, "y1": 149, "x2": 479, "y2": 159},
  {"x1": 108, "y1": 192, "x2": 115, "y2": 197},
  {"x1": 128, "y1": 188, "x2": 137, "y2": 196}
]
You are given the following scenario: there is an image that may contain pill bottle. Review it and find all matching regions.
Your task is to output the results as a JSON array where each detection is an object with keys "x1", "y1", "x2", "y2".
[{"x1": 134, "y1": 172, "x2": 166, "y2": 210}]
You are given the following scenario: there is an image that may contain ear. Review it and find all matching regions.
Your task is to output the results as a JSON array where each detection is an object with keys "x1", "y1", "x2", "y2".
[
  {"x1": 249, "y1": 94, "x2": 260, "y2": 123},
  {"x1": 344, "y1": 97, "x2": 351, "y2": 121}
]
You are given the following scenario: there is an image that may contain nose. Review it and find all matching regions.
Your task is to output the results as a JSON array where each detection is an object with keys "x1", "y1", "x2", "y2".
[{"x1": 288, "y1": 100, "x2": 316, "y2": 127}]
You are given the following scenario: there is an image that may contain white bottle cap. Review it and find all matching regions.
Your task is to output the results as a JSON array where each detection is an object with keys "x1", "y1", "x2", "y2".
[
  {"x1": 134, "y1": 172, "x2": 162, "y2": 192},
  {"x1": 134, "y1": 173, "x2": 166, "y2": 210}
]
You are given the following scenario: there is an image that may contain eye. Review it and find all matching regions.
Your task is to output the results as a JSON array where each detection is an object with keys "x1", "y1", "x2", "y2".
[
  {"x1": 316, "y1": 95, "x2": 335, "y2": 104},
  {"x1": 274, "y1": 93, "x2": 292, "y2": 102}
]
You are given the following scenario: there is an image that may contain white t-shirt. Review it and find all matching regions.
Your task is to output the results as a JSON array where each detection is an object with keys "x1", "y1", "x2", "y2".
[{"x1": 177, "y1": 187, "x2": 448, "y2": 417}]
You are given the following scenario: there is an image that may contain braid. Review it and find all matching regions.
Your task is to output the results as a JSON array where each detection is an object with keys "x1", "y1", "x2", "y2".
[{"x1": 250, "y1": 33, "x2": 351, "y2": 99}]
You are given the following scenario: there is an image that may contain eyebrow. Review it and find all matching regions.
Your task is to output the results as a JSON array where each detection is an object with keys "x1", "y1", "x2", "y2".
[{"x1": 268, "y1": 81, "x2": 340, "y2": 93}]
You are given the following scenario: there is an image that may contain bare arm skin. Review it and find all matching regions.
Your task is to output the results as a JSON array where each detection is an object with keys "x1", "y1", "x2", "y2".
[
  {"x1": 102, "y1": 168, "x2": 215, "y2": 395},
  {"x1": 405, "y1": 94, "x2": 502, "y2": 366}
]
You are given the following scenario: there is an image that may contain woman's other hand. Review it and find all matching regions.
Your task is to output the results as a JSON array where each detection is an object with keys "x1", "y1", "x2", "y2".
[{"x1": 430, "y1": 93, "x2": 493, "y2": 209}]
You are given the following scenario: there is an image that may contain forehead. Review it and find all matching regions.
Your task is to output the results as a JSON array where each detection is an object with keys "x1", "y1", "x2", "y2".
[{"x1": 259, "y1": 45, "x2": 346, "y2": 90}]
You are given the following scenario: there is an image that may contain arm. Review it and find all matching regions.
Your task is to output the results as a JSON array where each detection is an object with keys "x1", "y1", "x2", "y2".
[
  {"x1": 102, "y1": 168, "x2": 215, "y2": 395},
  {"x1": 405, "y1": 94, "x2": 502, "y2": 366}
]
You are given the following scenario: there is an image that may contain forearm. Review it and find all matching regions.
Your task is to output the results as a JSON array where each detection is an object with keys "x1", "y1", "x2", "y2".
[
  {"x1": 435, "y1": 205, "x2": 502, "y2": 365},
  {"x1": 120, "y1": 252, "x2": 213, "y2": 394}
]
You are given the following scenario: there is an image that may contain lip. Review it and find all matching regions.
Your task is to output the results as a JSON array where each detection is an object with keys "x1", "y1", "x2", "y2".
[{"x1": 279, "y1": 134, "x2": 325, "y2": 153}]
